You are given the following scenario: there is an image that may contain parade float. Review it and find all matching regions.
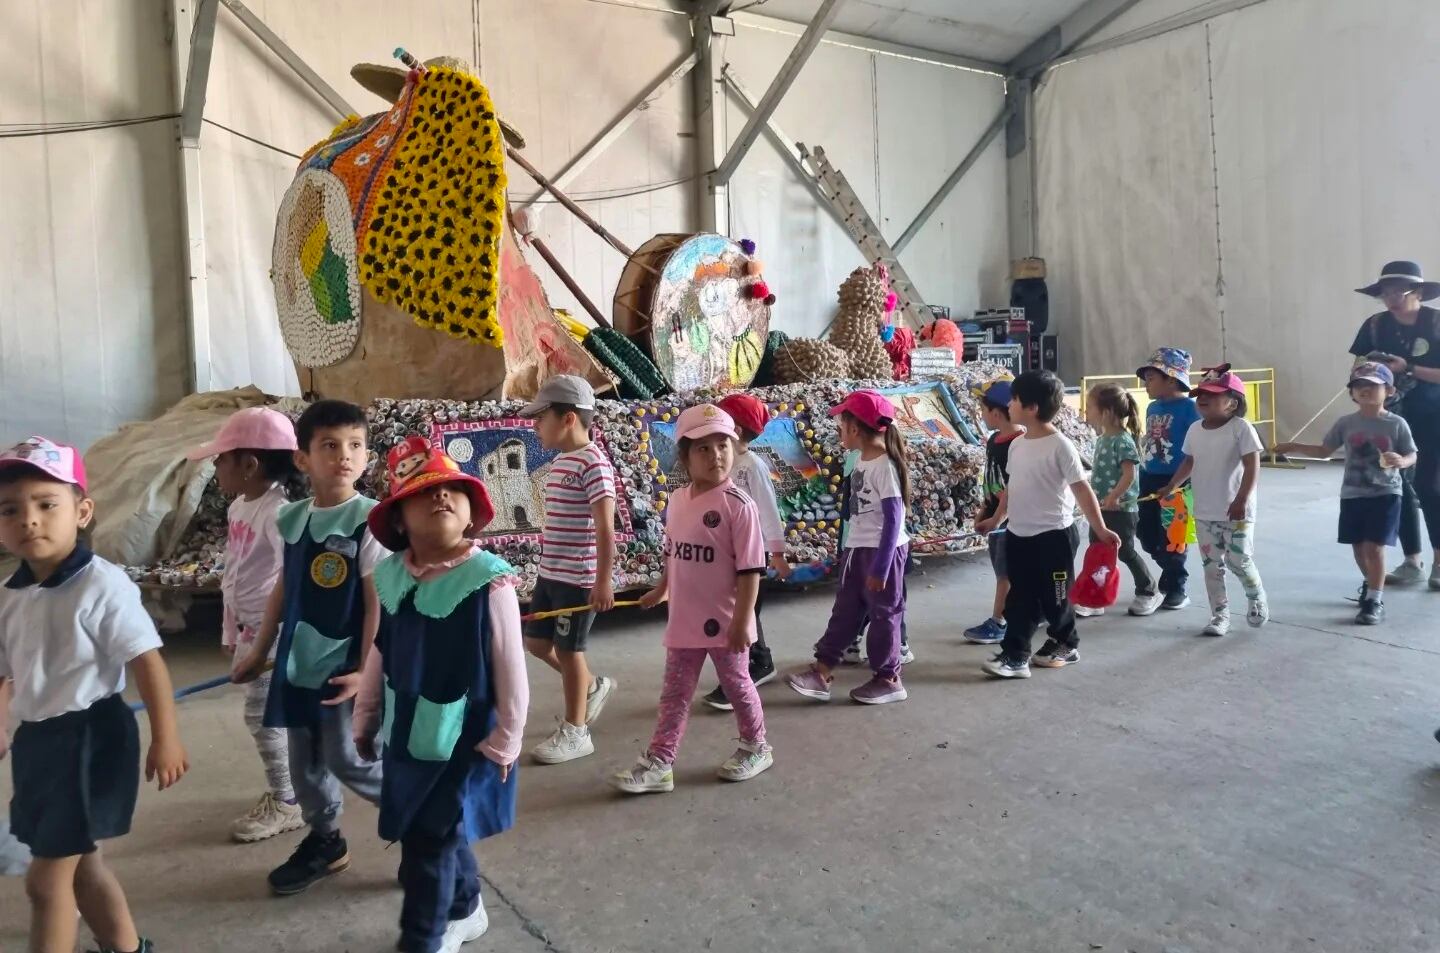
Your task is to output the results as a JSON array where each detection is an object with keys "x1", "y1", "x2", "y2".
[{"x1": 89, "y1": 51, "x2": 1091, "y2": 617}]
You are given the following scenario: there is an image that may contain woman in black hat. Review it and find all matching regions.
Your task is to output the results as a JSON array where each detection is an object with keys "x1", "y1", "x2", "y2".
[{"x1": 1349, "y1": 261, "x2": 1440, "y2": 589}]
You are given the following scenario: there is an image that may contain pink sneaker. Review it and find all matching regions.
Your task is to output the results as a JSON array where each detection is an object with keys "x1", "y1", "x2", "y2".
[
  {"x1": 785, "y1": 666, "x2": 833, "y2": 701},
  {"x1": 849, "y1": 676, "x2": 908, "y2": 705}
]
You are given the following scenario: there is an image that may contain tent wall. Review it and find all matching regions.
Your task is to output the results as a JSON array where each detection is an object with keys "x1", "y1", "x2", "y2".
[
  {"x1": 725, "y1": 23, "x2": 1010, "y2": 338},
  {"x1": 0, "y1": 0, "x2": 188, "y2": 451},
  {"x1": 1037, "y1": 0, "x2": 1440, "y2": 437}
]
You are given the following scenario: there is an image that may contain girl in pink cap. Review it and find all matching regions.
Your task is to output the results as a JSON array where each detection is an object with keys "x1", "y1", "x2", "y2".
[
  {"x1": 1157, "y1": 365, "x2": 1268, "y2": 636},
  {"x1": 613, "y1": 403, "x2": 773, "y2": 794},
  {"x1": 786, "y1": 389, "x2": 912, "y2": 705},
  {"x1": 187, "y1": 407, "x2": 304, "y2": 844}
]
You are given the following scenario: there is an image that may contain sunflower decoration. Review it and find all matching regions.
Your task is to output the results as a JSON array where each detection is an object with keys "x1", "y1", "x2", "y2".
[{"x1": 357, "y1": 65, "x2": 508, "y2": 347}]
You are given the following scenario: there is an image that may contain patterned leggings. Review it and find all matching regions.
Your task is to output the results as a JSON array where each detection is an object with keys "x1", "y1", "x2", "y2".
[
  {"x1": 1196, "y1": 519, "x2": 1265, "y2": 617},
  {"x1": 243, "y1": 671, "x2": 294, "y2": 801},
  {"x1": 649, "y1": 647, "x2": 765, "y2": 765}
]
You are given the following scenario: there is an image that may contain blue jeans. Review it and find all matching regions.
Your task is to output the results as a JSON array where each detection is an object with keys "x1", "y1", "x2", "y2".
[{"x1": 398, "y1": 818, "x2": 481, "y2": 953}]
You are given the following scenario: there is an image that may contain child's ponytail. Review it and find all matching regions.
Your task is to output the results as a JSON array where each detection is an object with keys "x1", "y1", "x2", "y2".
[
  {"x1": 882, "y1": 425, "x2": 911, "y2": 506},
  {"x1": 1120, "y1": 391, "x2": 1142, "y2": 441}
]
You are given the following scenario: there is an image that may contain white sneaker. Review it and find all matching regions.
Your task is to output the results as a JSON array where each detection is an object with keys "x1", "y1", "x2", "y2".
[
  {"x1": 1246, "y1": 595, "x2": 1269, "y2": 627},
  {"x1": 1127, "y1": 592, "x2": 1164, "y2": 616},
  {"x1": 611, "y1": 753, "x2": 674, "y2": 794},
  {"x1": 717, "y1": 740, "x2": 774, "y2": 782},
  {"x1": 530, "y1": 721, "x2": 593, "y2": 765},
  {"x1": 230, "y1": 792, "x2": 304, "y2": 844},
  {"x1": 898, "y1": 643, "x2": 916, "y2": 665},
  {"x1": 585, "y1": 675, "x2": 616, "y2": 725},
  {"x1": 441, "y1": 898, "x2": 489, "y2": 951},
  {"x1": 1386, "y1": 561, "x2": 1424, "y2": 586},
  {"x1": 1202, "y1": 612, "x2": 1230, "y2": 637},
  {"x1": 1074, "y1": 605, "x2": 1105, "y2": 618}
]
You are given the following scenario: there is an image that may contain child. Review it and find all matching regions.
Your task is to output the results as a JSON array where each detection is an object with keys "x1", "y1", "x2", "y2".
[
  {"x1": 965, "y1": 379, "x2": 1024, "y2": 643},
  {"x1": 982, "y1": 372, "x2": 1121, "y2": 679},
  {"x1": 1158, "y1": 366, "x2": 1267, "y2": 636},
  {"x1": 354, "y1": 443, "x2": 527, "y2": 953},
  {"x1": 519, "y1": 375, "x2": 618, "y2": 765},
  {"x1": 1135, "y1": 347, "x2": 1201, "y2": 613},
  {"x1": 700, "y1": 392, "x2": 789, "y2": 710},
  {"x1": 1275, "y1": 362, "x2": 1415, "y2": 625},
  {"x1": 1080, "y1": 382, "x2": 1157, "y2": 617},
  {"x1": 838, "y1": 444, "x2": 915, "y2": 667},
  {"x1": 0, "y1": 436, "x2": 188, "y2": 953},
  {"x1": 186, "y1": 407, "x2": 303, "y2": 843},
  {"x1": 614, "y1": 404, "x2": 772, "y2": 793},
  {"x1": 787, "y1": 390, "x2": 911, "y2": 704},
  {"x1": 233, "y1": 399, "x2": 388, "y2": 896}
]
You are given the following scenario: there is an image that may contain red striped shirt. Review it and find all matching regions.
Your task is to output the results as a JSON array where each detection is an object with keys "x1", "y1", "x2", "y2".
[{"x1": 539, "y1": 444, "x2": 616, "y2": 587}]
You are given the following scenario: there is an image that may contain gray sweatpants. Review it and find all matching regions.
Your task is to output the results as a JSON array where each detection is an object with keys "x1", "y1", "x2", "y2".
[{"x1": 287, "y1": 700, "x2": 383, "y2": 836}]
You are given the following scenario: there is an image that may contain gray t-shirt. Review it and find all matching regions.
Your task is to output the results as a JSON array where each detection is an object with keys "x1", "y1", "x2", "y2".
[{"x1": 1323, "y1": 411, "x2": 1416, "y2": 499}]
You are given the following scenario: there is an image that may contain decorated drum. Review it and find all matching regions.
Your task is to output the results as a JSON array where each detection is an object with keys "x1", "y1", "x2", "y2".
[{"x1": 613, "y1": 233, "x2": 771, "y2": 393}]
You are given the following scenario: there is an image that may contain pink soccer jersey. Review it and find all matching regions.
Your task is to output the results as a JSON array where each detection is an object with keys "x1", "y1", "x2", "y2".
[{"x1": 661, "y1": 480, "x2": 766, "y2": 649}]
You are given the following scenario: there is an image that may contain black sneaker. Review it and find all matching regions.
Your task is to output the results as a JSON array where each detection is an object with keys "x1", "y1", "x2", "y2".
[
  {"x1": 750, "y1": 655, "x2": 776, "y2": 688},
  {"x1": 1345, "y1": 582, "x2": 1368, "y2": 604},
  {"x1": 1033, "y1": 638, "x2": 1062, "y2": 662},
  {"x1": 90, "y1": 941, "x2": 154, "y2": 953},
  {"x1": 1356, "y1": 597, "x2": 1385, "y2": 626},
  {"x1": 268, "y1": 831, "x2": 350, "y2": 896},
  {"x1": 1161, "y1": 591, "x2": 1191, "y2": 610},
  {"x1": 702, "y1": 684, "x2": 733, "y2": 711}
]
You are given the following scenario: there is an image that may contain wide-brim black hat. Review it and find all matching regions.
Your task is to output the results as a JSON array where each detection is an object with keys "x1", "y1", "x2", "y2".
[{"x1": 1356, "y1": 260, "x2": 1440, "y2": 301}]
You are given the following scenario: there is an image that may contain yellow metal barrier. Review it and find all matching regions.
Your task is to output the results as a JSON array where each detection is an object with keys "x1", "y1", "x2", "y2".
[{"x1": 1079, "y1": 367, "x2": 1289, "y2": 467}]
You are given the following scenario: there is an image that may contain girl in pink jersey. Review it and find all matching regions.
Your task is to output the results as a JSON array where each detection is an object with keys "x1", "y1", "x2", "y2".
[{"x1": 612, "y1": 404, "x2": 774, "y2": 794}]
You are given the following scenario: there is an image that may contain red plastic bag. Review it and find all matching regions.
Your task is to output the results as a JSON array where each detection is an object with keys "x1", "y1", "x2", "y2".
[{"x1": 1071, "y1": 540, "x2": 1120, "y2": 609}]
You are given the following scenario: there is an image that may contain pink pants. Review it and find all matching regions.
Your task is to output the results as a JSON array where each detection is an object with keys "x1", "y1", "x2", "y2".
[{"x1": 648, "y1": 647, "x2": 766, "y2": 765}]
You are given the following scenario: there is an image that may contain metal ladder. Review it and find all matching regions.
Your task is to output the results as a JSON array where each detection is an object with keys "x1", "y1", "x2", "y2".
[{"x1": 798, "y1": 144, "x2": 931, "y2": 331}]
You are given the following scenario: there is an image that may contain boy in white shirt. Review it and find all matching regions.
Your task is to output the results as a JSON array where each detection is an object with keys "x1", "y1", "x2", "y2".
[{"x1": 983, "y1": 372, "x2": 1120, "y2": 680}]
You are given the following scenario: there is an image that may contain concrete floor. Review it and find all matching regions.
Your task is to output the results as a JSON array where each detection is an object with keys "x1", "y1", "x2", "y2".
[{"x1": 4, "y1": 462, "x2": 1440, "y2": 953}]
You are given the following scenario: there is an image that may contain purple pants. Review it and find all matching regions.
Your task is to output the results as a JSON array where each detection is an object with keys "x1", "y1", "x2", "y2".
[
  {"x1": 815, "y1": 546, "x2": 908, "y2": 679},
  {"x1": 649, "y1": 647, "x2": 765, "y2": 765}
]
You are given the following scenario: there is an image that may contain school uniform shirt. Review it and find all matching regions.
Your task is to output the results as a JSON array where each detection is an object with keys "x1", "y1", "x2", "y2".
[
  {"x1": 221, "y1": 483, "x2": 287, "y2": 648},
  {"x1": 730, "y1": 449, "x2": 785, "y2": 553},
  {"x1": 843, "y1": 455, "x2": 911, "y2": 550},
  {"x1": 0, "y1": 548, "x2": 162, "y2": 723},
  {"x1": 1005, "y1": 432, "x2": 1086, "y2": 538},
  {"x1": 1181, "y1": 416, "x2": 1265, "y2": 521},
  {"x1": 538, "y1": 443, "x2": 616, "y2": 589},
  {"x1": 1142, "y1": 396, "x2": 1200, "y2": 476},
  {"x1": 661, "y1": 480, "x2": 766, "y2": 649}
]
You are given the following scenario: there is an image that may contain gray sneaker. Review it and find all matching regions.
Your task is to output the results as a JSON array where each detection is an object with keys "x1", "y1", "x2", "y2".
[
  {"x1": 585, "y1": 676, "x2": 616, "y2": 725},
  {"x1": 1386, "y1": 561, "x2": 1425, "y2": 586}
]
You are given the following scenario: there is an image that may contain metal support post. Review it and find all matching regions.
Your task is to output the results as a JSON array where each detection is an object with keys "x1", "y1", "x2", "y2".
[
  {"x1": 693, "y1": 11, "x2": 730, "y2": 231},
  {"x1": 1005, "y1": 80, "x2": 1036, "y2": 260},
  {"x1": 171, "y1": 0, "x2": 220, "y2": 393},
  {"x1": 712, "y1": 0, "x2": 848, "y2": 186}
]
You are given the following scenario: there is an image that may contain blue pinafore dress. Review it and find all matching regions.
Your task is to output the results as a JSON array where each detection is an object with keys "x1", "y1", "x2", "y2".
[{"x1": 372, "y1": 550, "x2": 518, "y2": 843}]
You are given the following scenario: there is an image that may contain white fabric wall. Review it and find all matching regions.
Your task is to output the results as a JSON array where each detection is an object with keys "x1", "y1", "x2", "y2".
[
  {"x1": 1037, "y1": 0, "x2": 1440, "y2": 437},
  {"x1": 0, "y1": 0, "x2": 188, "y2": 450},
  {"x1": 725, "y1": 24, "x2": 1009, "y2": 337}
]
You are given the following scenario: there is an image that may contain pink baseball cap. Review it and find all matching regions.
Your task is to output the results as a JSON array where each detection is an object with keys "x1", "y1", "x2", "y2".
[
  {"x1": 0, "y1": 436, "x2": 88, "y2": 493},
  {"x1": 1193, "y1": 367, "x2": 1245, "y2": 397},
  {"x1": 187, "y1": 407, "x2": 298, "y2": 460},
  {"x1": 828, "y1": 389, "x2": 896, "y2": 431},
  {"x1": 676, "y1": 403, "x2": 738, "y2": 441}
]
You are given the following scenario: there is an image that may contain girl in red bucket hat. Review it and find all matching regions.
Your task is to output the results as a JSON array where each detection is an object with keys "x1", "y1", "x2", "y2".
[{"x1": 352, "y1": 439, "x2": 528, "y2": 952}]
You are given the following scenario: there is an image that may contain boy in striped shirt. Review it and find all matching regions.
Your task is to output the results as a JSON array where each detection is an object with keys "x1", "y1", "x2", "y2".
[{"x1": 520, "y1": 376, "x2": 618, "y2": 765}]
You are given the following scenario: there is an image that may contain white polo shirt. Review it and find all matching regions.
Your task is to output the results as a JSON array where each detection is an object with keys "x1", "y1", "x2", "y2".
[{"x1": 0, "y1": 549, "x2": 163, "y2": 723}]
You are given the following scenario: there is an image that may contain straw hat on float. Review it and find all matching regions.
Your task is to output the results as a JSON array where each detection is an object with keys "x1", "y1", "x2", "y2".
[{"x1": 350, "y1": 55, "x2": 528, "y2": 149}]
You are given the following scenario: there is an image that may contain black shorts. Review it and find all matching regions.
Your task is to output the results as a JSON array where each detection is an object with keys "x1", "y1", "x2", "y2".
[
  {"x1": 1338, "y1": 495, "x2": 1402, "y2": 546},
  {"x1": 10, "y1": 693, "x2": 140, "y2": 858},
  {"x1": 524, "y1": 576, "x2": 596, "y2": 652},
  {"x1": 987, "y1": 530, "x2": 1008, "y2": 578}
]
